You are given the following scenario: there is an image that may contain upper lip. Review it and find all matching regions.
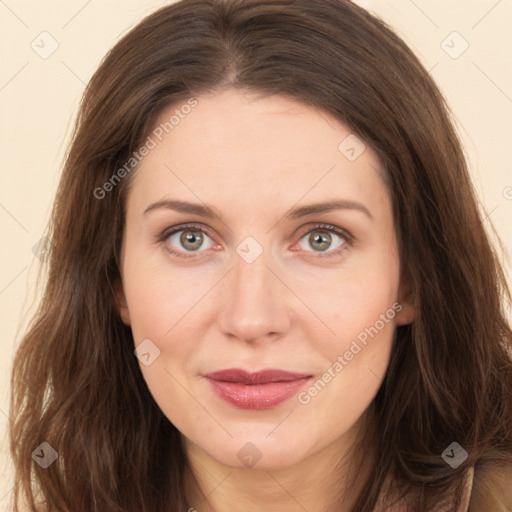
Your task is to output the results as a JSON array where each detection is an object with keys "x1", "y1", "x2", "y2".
[{"x1": 204, "y1": 369, "x2": 312, "y2": 385}]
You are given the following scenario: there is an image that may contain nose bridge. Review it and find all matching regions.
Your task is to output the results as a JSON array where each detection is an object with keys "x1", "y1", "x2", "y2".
[{"x1": 218, "y1": 245, "x2": 289, "y2": 342}]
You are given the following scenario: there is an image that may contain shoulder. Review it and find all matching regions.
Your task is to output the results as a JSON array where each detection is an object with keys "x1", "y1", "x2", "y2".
[{"x1": 469, "y1": 461, "x2": 512, "y2": 512}]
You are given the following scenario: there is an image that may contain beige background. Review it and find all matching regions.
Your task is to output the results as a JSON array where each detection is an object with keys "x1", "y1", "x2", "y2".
[{"x1": 1, "y1": 0, "x2": 511, "y2": 506}]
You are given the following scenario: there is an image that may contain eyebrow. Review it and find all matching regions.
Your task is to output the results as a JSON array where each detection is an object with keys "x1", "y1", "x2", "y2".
[{"x1": 143, "y1": 199, "x2": 373, "y2": 220}]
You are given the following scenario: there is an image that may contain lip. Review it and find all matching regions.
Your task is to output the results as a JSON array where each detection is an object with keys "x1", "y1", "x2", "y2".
[{"x1": 204, "y1": 369, "x2": 312, "y2": 409}]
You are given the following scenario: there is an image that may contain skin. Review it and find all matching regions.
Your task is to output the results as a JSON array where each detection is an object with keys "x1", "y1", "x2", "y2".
[{"x1": 116, "y1": 89, "x2": 415, "y2": 511}]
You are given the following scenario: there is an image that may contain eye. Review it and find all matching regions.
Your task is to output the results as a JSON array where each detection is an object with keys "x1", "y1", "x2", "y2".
[
  {"x1": 160, "y1": 223, "x2": 215, "y2": 258},
  {"x1": 295, "y1": 224, "x2": 352, "y2": 258},
  {"x1": 158, "y1": 222, "x2": 352, "y2": 260}
]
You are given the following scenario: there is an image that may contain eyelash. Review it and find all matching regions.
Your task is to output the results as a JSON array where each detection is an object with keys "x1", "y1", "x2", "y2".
[{"x1": 157, "y1": 222, "x2": 354, "y2": 260}]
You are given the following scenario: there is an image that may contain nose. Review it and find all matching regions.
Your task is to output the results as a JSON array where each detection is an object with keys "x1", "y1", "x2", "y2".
[{"x1": 217, "y1": 248, "x2": 291, "y2": 344}]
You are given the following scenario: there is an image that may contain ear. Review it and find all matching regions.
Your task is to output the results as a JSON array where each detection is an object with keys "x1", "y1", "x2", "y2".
[
  {"x1": 114, "y1": 279, "x2": 131, "y2": 326},
  {"x1": 395, "y1": 276, "x2": 415, "y2": 326}
]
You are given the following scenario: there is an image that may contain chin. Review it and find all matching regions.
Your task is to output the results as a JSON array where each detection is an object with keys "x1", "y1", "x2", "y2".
[{"x1": 188, "y1": 431, "x2": 315, "y2": 471}]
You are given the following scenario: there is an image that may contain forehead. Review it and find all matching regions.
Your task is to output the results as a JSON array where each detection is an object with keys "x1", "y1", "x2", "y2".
[{"x1": 126, "y1": 89, "x2": 388, "y2": 218}]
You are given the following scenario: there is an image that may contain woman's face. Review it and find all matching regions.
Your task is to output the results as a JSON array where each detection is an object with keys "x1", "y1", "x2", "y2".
[{"x1": 117, "y1": 89, "x2": 414, "y2": 471}]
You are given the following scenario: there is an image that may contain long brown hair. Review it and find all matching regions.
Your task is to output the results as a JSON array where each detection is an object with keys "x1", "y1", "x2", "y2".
[{"x1": 9, "y1": 0, "x2": 512, "y2": 510}]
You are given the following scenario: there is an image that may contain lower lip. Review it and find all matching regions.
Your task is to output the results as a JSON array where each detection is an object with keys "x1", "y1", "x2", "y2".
[{"x1": 206, "y1": 377, "x2": 311, "y2": 409}]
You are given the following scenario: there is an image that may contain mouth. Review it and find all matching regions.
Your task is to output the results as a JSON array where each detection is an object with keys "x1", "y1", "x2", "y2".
[{"x1": 203, "y1": 369, "x2": 313, "y2": 410}]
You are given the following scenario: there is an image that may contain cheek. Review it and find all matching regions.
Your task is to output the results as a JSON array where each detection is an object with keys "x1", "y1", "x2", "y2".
[
  {"x1": 121, "y1": 246, "x2": 214, "y2": 342},
  {"x1": 121, "y1": 252, "x2": 220, "y2": 413},
  {"x1": 301, "y1": 246, "x2": 400, "y2": 359},
  {"x1": 123, "y1": 263, "x2": 208, "y2": 423},
  {"x1": 296, "y1": 267, "x2": 399, "y2": 427}
]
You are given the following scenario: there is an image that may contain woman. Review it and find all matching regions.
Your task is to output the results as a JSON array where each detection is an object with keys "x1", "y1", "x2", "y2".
[{"x1": 9, "y1": 0, "x2": 512, "y2": 511}]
